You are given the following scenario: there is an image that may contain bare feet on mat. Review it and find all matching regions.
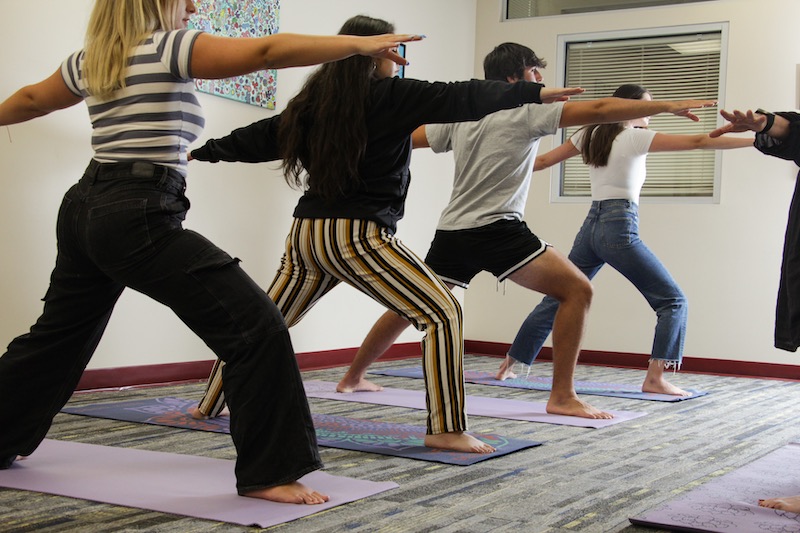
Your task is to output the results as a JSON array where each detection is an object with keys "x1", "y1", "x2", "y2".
[
  {"x1": 244, "y1": 481, "x2": 330, "y2": 504},
  {"x1": 496, "y1": 355, "x2": 518, "y2": 380},
  {"x1": 336, "y1": 376, "x2": 384, "y2": 393},
  {"x1": 424, "y1": 432, "x2": 495, "y2": 453},
  {"x1": 642, "y1": 376, "x2": 691, "y2": 396},
  {"x1": 759, "y1": 494, "x2": 800, "y2": 513},
  {"x1": 546, "y1": 393, "x2": 614, "y2": 419}
]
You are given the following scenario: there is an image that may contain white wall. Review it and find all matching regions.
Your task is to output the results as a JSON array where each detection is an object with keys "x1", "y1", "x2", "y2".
[
  {"x1": 0, "y1": 0, "x2": 475, "y2": 369},
  {"x1": 4, "y1": 0, "x2": 797, "y2": 371},
  {"x1": 468, "y1": 0, "x2": 800, "y2": 366}
]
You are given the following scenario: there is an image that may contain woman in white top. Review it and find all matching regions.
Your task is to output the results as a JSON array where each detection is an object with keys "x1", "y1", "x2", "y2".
[
  {"x1": 0, "y1": 0, "x2": 418, "y2": 504},
  {"x1": 507, "y1": 84, "x2": 753, "y2": 395}
]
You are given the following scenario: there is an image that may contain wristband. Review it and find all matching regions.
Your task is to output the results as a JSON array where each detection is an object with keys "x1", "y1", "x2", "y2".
[{"x1": 755, "y1": 109, "x2": 775, "y2": 133}]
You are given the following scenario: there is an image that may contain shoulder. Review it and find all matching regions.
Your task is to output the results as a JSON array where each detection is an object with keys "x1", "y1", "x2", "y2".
[{"x1": 152, "y1": 29, "x2": 204, "y2": 50}]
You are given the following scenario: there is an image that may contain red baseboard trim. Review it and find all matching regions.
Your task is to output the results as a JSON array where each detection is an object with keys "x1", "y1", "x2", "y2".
[
  {"x1": 464, "y1": 340, "x2": 800, "y2": 381},
  {"x1": 75, "y1": 342, "x2": 423, "y2": 392},
  {"x1": 75, "y1": 340, "x2": 800, "y2": 392}
]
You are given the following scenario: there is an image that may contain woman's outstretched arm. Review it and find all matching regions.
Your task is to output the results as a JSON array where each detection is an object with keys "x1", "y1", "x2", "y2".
[
  {"x1": 0, "y1": 70, "x2": 82, "y2": 126},
  {"x1": 190, "y1": 32, "x2": 423, "y2": 79},
  {"x1": 534, "y1": 139, "x2": 580, "y2": 171},
  {"x1": 649, "y1": 131, "x2": 754, "y2": 152}
]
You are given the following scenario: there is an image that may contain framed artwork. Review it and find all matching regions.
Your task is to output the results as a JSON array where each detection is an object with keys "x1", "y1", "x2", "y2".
[{"x1": 189, "y1": 0, "x2": 280, "y2": 109}]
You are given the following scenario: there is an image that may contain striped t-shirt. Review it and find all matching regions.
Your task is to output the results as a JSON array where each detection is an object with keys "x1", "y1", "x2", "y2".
[{"x1": 60, "y1": 29, "x2": 205, "y2": 176}]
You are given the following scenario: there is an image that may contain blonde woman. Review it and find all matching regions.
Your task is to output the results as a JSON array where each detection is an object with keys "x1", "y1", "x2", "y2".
[{"x1": 0, "y1": 0, "x2": 419, "y2": 504}]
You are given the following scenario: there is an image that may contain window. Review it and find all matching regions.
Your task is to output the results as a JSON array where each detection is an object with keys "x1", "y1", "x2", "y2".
[
  {"x1": 506, "y1": 0, "x2": 716, "y2": 19},
  {"x1": 553, "y1": 24, "x2": 728, "y2": 202}
]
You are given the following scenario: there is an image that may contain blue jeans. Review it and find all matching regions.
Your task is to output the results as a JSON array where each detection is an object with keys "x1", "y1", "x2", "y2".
[
  {"x1": 508, "y1": 199, "x2": 687, "y2": 367},
  {"x1": 0, "y1": 160, "x2": 321, "y2": 493}
]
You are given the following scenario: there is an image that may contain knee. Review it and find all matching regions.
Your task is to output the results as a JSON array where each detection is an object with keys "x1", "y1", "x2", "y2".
[
  {"x1": 657, "y1": 289, "x2": 687, "y2": 317},
  {"x1": 425, "y1": 297, "x2": 463, "y2": 330},
  {"x1": 564, "y1": 274, "x2": 593, "y2": 309}
]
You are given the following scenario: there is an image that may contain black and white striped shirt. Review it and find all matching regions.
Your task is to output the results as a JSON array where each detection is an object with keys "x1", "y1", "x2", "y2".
[{"x1": 61, "y1": 29, "x2": 205, "y2": 176}]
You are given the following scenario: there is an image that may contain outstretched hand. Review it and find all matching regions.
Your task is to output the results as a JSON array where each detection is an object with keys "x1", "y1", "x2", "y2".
[
  {"x1": 668, "y1": 99, "x2": 717, "y2": 122},
  {"x1": 540, "y1": 87, "x2": 585, "y2": 103},
  {"x1": 363, "y1": 34, "x2": 425, "y2": 65},
  {"x1": 708, "y1": 109, "x2": 766, "y2": 137}
]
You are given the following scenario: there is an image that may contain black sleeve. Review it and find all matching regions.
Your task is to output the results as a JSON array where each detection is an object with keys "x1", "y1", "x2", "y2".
[
  {"x1": 376, "y1": 78, "x2": 543, "y2": 131},
  {"x1": 190, "y1": 115, "x2": 282, "y2": 163},
  {"x1": 755, "y1": 111, "x2": 800, "y2": 166}
]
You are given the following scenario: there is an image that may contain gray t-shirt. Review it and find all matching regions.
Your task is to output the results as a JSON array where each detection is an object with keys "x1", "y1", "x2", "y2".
[{"x1": 426, "y1": 101, "x2": 564, "y2": 231}]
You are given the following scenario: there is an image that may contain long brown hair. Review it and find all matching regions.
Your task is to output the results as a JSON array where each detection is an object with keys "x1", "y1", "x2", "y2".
[
  {"x1": 279, "y1": 15, "x2": 394, "y2": 201},
  {"x1": 578, "y1": 84, "x2": 650, "y2": 167}
]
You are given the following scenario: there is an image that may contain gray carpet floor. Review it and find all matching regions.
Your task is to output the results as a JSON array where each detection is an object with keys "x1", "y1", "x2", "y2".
[{"x1": 2, "y1": 354, "x2": 800, "y2": 532}]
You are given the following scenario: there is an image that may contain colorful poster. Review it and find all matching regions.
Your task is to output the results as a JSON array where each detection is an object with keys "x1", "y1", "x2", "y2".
[{"x1": 189, "y1": 0, "x2": 279, "y2": 109}]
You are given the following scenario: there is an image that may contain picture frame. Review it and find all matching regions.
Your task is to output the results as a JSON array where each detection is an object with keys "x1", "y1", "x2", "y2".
[{"x1": 189, "y1": 0, "x2": 280, "y2": 109}]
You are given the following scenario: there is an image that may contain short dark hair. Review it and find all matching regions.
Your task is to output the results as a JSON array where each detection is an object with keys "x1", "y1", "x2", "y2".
[{"x1": 483, "y1": 42, "x2": 546, "y2": 81}]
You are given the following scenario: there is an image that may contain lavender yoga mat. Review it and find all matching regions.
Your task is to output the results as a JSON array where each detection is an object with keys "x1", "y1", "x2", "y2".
[
  {"x1": 62, "y1": 397, "x2": 541, "y2": 465},
  {"x1": 0, "y1": 439, "x2": 397, "y2": 528},
  {"x1": 629, "y1": 442, "x2": 800, "y2": 532},
  {"x1": 369, "y1": 366, "x2": 708, "y2": 402},
  {"x1": 303, "y1": 380, "x2": 647, "y2": 428}
]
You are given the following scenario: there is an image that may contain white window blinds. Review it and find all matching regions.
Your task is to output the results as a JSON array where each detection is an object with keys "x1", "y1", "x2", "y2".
[{"x1": 560, "y1": 31, "x2": 723, "y2": 199}]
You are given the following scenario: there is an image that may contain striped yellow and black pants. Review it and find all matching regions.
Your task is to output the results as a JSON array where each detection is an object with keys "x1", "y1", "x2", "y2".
[{"x1": 196, "y1": 218, "x2": 468, "y2": 435}]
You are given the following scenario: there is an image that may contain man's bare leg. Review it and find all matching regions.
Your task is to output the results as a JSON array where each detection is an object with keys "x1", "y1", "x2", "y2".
[
  {"x1": 507, "y1": 249, "x2": 613, "y2": 419},
  {"x1": 337, "y1": 311, "x2": 411, "y2": 392},
  {"x1": 243, "y1": 482, "x2": 330, "y2": 504},
  {"x1": 642, "y1": 360, "x2": 690, "y2": 396},
  {"x1": 424, "y1": 432, "x2": 495, "y2": 453},
  {"x1": 759, "y1": 495, "x2": 800, "y2": 513}
]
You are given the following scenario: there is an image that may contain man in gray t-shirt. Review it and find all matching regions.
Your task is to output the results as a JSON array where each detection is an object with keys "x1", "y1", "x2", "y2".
[{"x1": 336, "y1": 43, "x2": 712, "y2": 420}]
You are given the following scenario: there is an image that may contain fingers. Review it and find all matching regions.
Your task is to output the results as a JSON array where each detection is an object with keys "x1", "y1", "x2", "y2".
[
  {"x1": 708, "y1": 127, "x2": 727, "y2": 138},
  {"x1": 381, "y1": 49, "x2": 409, "y2": 66},
  {"x1": 394, "y1": 33, "x2": 425, "y2": 43}
]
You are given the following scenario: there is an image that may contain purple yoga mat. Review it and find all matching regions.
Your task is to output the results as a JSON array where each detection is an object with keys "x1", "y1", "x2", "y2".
[
  {"x1": 629, "y1": 442, "x2": 800, "y2": 532},
  {"x1": 369, "y1": 366, "x2": 709, "y2": 402},
  {"x1": 0, "y1": 439, "x2": 397, "y2": 528},
  {"x1": 303, "y1": 381, "x2": 647, "y2": 428}
]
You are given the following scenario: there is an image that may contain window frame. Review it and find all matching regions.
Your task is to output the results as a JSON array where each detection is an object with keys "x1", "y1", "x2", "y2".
[
  {"x1": 504, "y1": 0, "x2": 718, "y2": 20},
  {"x1": 550, "y1": 22, "x2": 730, "y2": 204}
]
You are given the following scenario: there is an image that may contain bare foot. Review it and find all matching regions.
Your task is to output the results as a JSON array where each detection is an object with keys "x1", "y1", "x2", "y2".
[
  {"x1": 496, "y1": 354, "x2": 518, "y2": 380},
  {"x1": 0, "y1": 455, "x2": 24, "y2": 469},
  {"x1": 243, "y1": 481, "x2": 330, "y2": 505},
  {"x1": 546, "y1": 394, "x2": 614, "y2": 419},
  {"x1": 336, "y1": 377, "x2": 384, "y2": 393},
  {"x1": 642, "y1": 377, "x2": 691, "y2": 396},
  {"x1": 188, "y1": 406, "x2": 229, "y2": 420},
  {"x1": 759, "y1": 495, "x2": 800, "y2": 513},
  {"x1": 424, "y1": 432, "x2": 495, "y2": 453}
]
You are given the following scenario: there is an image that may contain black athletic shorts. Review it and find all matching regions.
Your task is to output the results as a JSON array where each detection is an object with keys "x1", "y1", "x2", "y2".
[{"x1": 424, "y1": 219, "x2": 548, "y2": 288}]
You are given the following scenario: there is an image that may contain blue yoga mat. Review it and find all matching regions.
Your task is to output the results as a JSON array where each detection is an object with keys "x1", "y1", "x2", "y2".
[
  {"x1": 61, "y1": 397, "x2": 541, "y2": 466},
  {"x1": 369, "y1": 366, "x2": 709, "y2": 402}
]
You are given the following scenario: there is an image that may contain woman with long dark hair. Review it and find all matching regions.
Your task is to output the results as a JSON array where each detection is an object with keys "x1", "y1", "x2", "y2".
[
  {"x1": 504, "y1": 84, "x2": 753, "y2": 395},
  {"x1": 189, "y1": 14, "x2": 578, "y2": 453}
]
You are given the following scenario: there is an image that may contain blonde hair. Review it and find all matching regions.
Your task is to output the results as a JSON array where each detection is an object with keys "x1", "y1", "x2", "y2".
[{"x1": 83, "y1": 0, "x2": 181, "y2": 98}]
